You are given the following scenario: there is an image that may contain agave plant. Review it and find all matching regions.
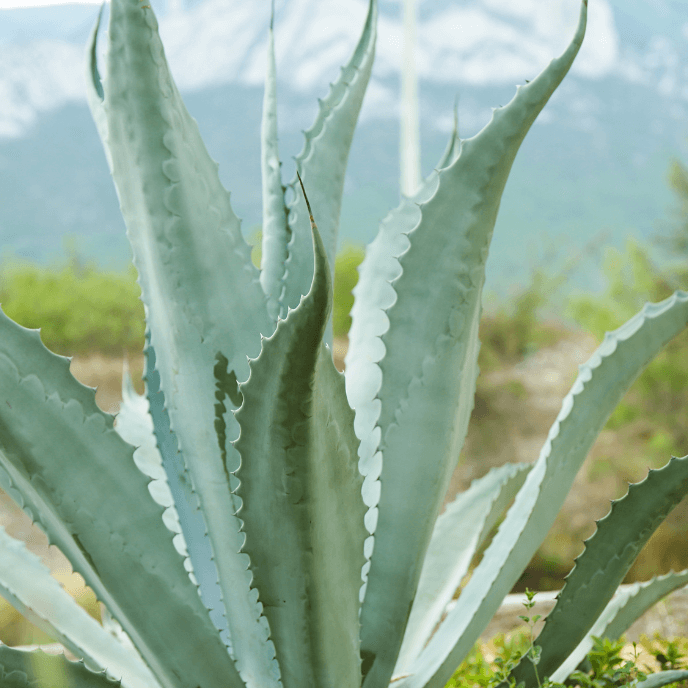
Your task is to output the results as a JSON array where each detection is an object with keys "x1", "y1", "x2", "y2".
[{"x1": 1, "y1": 0, "x2": 688, "y2": 687}]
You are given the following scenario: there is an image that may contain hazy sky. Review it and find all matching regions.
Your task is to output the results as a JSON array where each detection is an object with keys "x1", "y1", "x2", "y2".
[{"x1": 0, "y1": 0, "x2": 100, "y2": 7}]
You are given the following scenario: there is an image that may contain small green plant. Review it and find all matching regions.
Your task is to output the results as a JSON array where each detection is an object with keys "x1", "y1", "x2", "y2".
[
  {"x1": 568, "y1": 637, "x2": 647, "y2": 688},
  {"x1": 448, "y1": 612, "x2": 687, "y2": 688},
  {"x1": 446, "y1": 631, "x2": 530, "y2": 688},
  {"x1": 518, "y1": 588, "x2": 544, "y2": 687}
]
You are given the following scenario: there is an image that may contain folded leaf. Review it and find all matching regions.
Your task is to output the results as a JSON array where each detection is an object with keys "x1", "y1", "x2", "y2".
[
  {"x1": 84, "y1": 4, "x2": 111, "y2": 173},
  {"x1": 235, "y1": 197, "x2": 366, "y2": 688},
  {"x1": 280, "y1": 0, "x2": 377, "y2": 344},
  {"x1": 260, "y1": 1, "x2": 290, "y2": 324}
]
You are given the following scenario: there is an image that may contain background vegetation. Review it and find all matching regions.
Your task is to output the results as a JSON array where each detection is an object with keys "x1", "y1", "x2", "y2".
[{"x1": 0, "y1": 242, "x2": 145, "y2": 357}]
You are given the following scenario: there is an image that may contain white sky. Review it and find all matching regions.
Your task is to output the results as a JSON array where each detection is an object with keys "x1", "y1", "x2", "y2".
[{"x1": 0, "y1": 0, "x2": 102, "y2": 8}]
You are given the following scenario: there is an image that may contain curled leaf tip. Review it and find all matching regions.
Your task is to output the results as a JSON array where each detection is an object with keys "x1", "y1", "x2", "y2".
[{"x1": 296, "y1": 171, "x2": 317, "y2": 232}]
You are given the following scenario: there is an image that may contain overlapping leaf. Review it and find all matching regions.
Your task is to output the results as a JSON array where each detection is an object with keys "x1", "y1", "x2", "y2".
[
  {"x1": 115, "y1": 349, "x2": 230, "y2": 650},
  {"x1": 394, "y1": 462, "x2": 531, "y2": 676},
  {"x1": 354, "y1": 5, "x2": 588, "y2": 687},
  {"x1": 0, "y1": 526, "x2": 158, "y2": 688},
  {"x1": 280, "y1": 0, "x2": 377, "y2": 342},
  {"x1": 89, "y1": 0, "x2": 280, "y2": 682},
  {"x1": 235, "y1": 202, "x2": 367, "y2": 688},
  {"x1": 550, "y1": 572, "x2": 688, "y2": 683}
]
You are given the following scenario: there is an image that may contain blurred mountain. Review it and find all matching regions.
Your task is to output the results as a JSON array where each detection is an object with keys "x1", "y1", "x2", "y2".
[{"x1": 0, "y1": 0, "x2": 687, "y2": 295}]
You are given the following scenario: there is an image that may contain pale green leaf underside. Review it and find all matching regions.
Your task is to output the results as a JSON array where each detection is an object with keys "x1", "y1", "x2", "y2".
[
  {"x1": 394, "y1": 462, "x2": 531, "y2": 676},
  {"x1": 281, "y1": 0, "x2": 377, "y2": 342},
  {"x1": 136, "y1": 338, "x2": 232, "y2": 650},
  {"x1": 345, "y1": 104, "x2": 460, "y2": 449},
  {"x1": 260, "y1": 12, "x2": 290, "y2": 324},
  {"x1": 96, "y1": 0, "x2": 279, "y2": 682},
  {"x1": 0, "y1": 645, "x2": 122, "y2": 688},
  {"x1": 0, "y1": 526, "x2": 159, "y2": 688},
  {"x1": 358, "y1": 6, "x2": 588, "y2": 687},
  {"x1": 400, "y1": 290, "x2": 688, "y2": 688},
  {"x1": 344, "y1": 113, "x2": 461, "y2": 551},
  {"x1": 235, "y1": 221, "x2": 366, "y2": 688},
  {"x1": 0, "y1": 310, "x2": 240, "y2": 688},
  {"x1": 550, "y1": 572, "x2": 688, "y2": 683},
  {"x1": 115, "y1": 352, "x2": 231, "y2": 650},
  {"x1": 512, "y1": 454, "x2": 688, "y2": 687}
]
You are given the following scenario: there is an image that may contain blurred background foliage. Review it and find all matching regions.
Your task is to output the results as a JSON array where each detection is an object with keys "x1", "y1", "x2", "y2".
[{"x1": 0, "y1": 240, "x2": 145, "y2": 357}]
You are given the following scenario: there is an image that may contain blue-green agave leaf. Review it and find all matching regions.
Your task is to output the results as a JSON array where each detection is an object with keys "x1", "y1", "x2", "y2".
[
  {"x1": 0, "y1": 311, "x2": 242, "y2": 688},
  {"x1": 345, "y1": 103, "x2": 460, "y2": 491},
  {"x1": 84, "y1": 4, "x2": 111, "y2": 172},
  {"x1": 550, "y1": 572, "x2": 688, "y2": 683},
  {"x1": 436, "y1": 97, "x2": 462, "y2": 170},
  {"x1": 115, "y1": 350, "x2": 230, "y2": 651},
  {"x1": 234, "y1": 196, "x2": 367, "y2": 688},
  {"x1": 0, "y1": 526, "x2": 158, "y2": 688},
  {"x1": 398, "y1": 290, "x2": 688, "y2": 688},
  {"x1": 0, "y1": 645, "x2": 122, "y2": 688},
  {"x1": 511, "y1": 454, "x2": 688, "y2": 687},
  {"x1": 357, "y1": 6, "x2": 587, "y2": 687},
  {"x1": 95, "y1": 0, "x2": 281, "y2": 682},
  {"x1": 280, "y1": 0, "x2": 377, "y2": 340},
  {"x1": 637, "y1": 671, "x2": 688, "y2": 688},
  {"x1": 260, "y1": 1, "x2": 290, "y2": 324},
  {"x1": 394, "y1": 462, "x2": 531, "y2": 676}
]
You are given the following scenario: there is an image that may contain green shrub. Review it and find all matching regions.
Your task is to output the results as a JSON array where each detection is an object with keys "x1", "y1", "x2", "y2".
[
  {"x1": 0, "y1": 238, "x2": 365, "y2": 356},
  {"x1": 0, "y1": 254, "x2": 145, "y2": 357}
]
